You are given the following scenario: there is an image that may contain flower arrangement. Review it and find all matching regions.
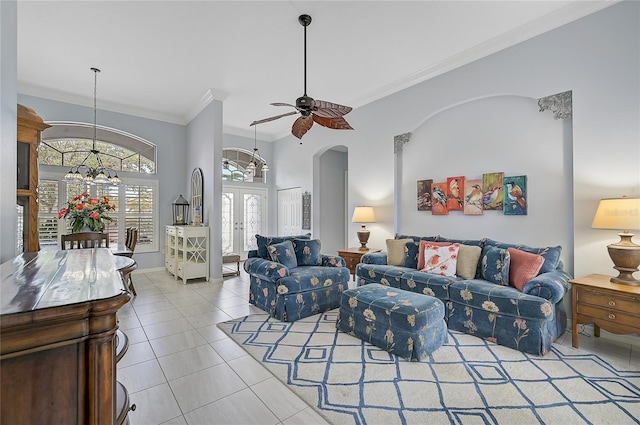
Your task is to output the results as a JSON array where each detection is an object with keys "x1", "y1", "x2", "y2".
[{"x1": 58, "y1": 192, "x2": 115, "y2": 233}]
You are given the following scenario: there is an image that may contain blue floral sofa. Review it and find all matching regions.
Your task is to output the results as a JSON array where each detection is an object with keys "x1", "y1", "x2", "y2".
[
  {"x1": 356, "y1": 235, "x2": 571, "y2": 355},
  {"x1": 244, "y1": 234, "x2": 350, "y2": 322}
]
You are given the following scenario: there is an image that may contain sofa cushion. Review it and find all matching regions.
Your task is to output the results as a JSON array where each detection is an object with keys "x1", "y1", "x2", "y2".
[
  {"x1": 395, "y1": 234, "x2": 439, "y2": 243},
  {"x1": 418, "y1": 241, "x2": 452, "y2": 270},
  {"x1": 277, "y1": 266, "x2": 350, "y2": 293},
  {"x1": 399, "y1": 270, "x2": 460, "y2": 300},
  {"x1": 437, "y1": 237, "x2": 485, "y2": 248},
  {"x1": 456, "y1": 244, "x2": 482, "y2": 279},
  {"x1": 508, "y1": 248, "x2": 545, "y2": 291},
  {"x1": 356, "y1": 263, "x2": 409, "y2": 288},
  {"x1": 484, "y1": 239, "x2": 562, "y2": 274},
  {"x1": 386, "y1": 238, "x2": 413, "y2": 266},
  {"x1": 256, "y1": 233, "x2": 311, "y2": 259},
  {"x1": 292, "y1": 238, "x2": 322, "y2": 266},
  {"x1": 449, "y1": 279, "x2": 555, "y2": 320},
  {"x1": 481, "y1": 246, "x2": 510, "y2": 285},
  {"x1": 421, "y1": 244, "x2": 459, "y2": 277},
  {"x1": 267, "y1": 240, "x2": 298, "y2": 269}
]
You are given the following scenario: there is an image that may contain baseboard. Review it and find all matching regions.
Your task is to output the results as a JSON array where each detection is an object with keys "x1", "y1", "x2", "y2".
[
  {"x1": 566, "y1": 319, "x2": 640, "y2": 348},
  {"x1": 133, "y1": 266, "x2": 165, "y2": 274}
]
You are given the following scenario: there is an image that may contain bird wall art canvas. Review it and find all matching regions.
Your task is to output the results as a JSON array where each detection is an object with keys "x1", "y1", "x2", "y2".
[
  {"x1": 504, "y1": 175, "x2": 528, "y2": 215},
  {"x1": 464, "y1": 178, "x2": 484, "y2": 215},
  {"x1": 417, "y1": 179, "x2": 433, "y2": 211},
  {"x1": 431, "y1": 182, "x2": 449, "y2": 215},
  {"x1": 446, "y1": 176, "x2": 465, "y2": 211},
  {"x1": 482, "y1": 172, "x2": 504, "y2": 211}
]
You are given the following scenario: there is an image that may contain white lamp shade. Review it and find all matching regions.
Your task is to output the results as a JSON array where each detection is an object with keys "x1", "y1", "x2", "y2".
[
  {"x1": 352, "y1": 206, "x2": 376, "y2": 223},
  {"x1": 591, "y1": 197, "x2": 640, "y2": 231}
]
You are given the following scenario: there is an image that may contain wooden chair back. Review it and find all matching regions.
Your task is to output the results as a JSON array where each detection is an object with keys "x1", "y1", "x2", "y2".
[
  {"x1": 61, "y1": 232, "x2": 109, "y2": 250},
  {"x1": 125, "y1": 227, "x2": 138, "y2": 255}
]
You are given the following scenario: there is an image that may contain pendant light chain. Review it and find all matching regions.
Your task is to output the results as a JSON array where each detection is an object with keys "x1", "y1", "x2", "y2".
[{"x1": 91, "y1": 67, "x2": 100, "y2": 152}]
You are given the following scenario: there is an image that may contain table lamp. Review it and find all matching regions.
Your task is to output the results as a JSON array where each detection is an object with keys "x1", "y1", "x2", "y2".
[
  {"x1": 352, "y1": 206, "x2": 376, "y2": 250},
  {"x1": 591, "y1": 196, "x2": 640, "y2": 285}
]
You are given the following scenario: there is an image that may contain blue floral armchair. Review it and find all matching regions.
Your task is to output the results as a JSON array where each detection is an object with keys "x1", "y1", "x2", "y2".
[{"x1": 244, "y1": 235, "x2": 350, "y2": 322}]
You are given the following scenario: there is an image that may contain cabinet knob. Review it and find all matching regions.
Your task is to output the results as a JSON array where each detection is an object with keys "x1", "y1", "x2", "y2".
[
  {"x1": 608, "y1": 300, "x2": 616, "y2": 307},
  {"x1": 130, "y1": 403, "x2": 137, "y2": 412},
  {"x1": 608, "y1": 313, "x2": 616, "y2": 320}
]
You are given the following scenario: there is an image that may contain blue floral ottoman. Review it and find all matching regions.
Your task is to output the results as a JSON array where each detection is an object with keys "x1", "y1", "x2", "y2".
[{"x1": 336, "y1": 283, "x2": 447, "y2": 361}]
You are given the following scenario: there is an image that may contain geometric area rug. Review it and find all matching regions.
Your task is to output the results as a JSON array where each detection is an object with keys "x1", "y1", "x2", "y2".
[{"x1": 218, "y1": 311, "x2": 640, "y2": 425}]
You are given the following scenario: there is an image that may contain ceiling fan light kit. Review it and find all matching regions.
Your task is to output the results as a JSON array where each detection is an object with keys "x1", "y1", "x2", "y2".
[{"x1": 251, "y1": 14, "x2": 353, "y2": 140}]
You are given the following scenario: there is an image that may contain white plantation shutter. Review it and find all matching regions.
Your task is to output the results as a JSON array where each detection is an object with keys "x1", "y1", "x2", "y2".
[
  {"x1": 38, "y1": 180, "x2": 60, "y2": 247},
  {"x1": 124, "y1": 183, "x2": 156, "y2": 250},
  {"x1": 96, "y1": 185, "x2": 120, "y2": 244}
]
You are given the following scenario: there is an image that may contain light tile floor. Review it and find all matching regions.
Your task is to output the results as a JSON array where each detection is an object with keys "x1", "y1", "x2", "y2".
[{"x1": 118, "y1": 267, "x2": 639, "y2": 425}]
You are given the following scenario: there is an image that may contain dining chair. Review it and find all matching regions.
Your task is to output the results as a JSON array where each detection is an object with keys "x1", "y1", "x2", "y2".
[
  {"x1": 61, "y1": 232, "x2": 109, "y2": 250},
  {"x1": 119, "y1": 227, "x2": 139, "y2": 296}
]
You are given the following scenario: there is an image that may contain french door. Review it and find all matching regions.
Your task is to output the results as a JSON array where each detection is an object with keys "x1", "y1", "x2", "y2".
[{"x1": 222, "y1": 187, "x2": 267, "y2": 259}]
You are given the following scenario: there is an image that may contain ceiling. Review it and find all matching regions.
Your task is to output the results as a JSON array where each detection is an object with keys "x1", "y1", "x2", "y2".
[{"x1": 16, "y1": 1, "x2": 615, "y2": 141}]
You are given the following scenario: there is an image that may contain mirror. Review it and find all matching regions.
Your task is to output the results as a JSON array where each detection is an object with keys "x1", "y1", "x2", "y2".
[{"x1": 190, "y1": 168, "x2": 203, "y2": 225}]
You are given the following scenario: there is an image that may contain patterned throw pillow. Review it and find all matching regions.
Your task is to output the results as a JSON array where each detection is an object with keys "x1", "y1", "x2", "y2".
[
  {"x1": 386, "y1": 239, "x2": 413, "y2": 266},
  {"x1": 267, "y1": 240, "x2": 298, "y2": 269},
  {"x1": 417, "y1": 240, "x2": 451, "y2": 270},
  {"x1": 481, "y1": 246, "x2": 511, "y2": 285},
  {"x1": 256, "y1": 233, "x2": 311, "y2": 259},
  {"x1": 421, "y1": 244, "x2": 459, "y2": 277},
  {"x1": 508, "y1": 247, "x2": 545, "y2": 291},
  {"x1": 292, "y1": 239, "x2": 322, "y2": 266},
  {"x1": 456, "y1": 244, "x2": 482, "y2": 279}
]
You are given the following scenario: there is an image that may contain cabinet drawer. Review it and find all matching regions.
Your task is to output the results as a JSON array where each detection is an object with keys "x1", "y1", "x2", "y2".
[
  {"x1": 166, "y1": 226, "x2": 176, "y2": 236},
  {"x1": 578, "y1": 288, "x2": 640, "y2": 315},
  {"x1": 577, "y1": 303, "x2": 640, "y2": 328}
]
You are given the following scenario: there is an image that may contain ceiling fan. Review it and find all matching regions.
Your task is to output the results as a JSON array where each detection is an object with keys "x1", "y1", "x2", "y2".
[{"x1": 250, "y1": 14, "x2": 353, "y2": 140}]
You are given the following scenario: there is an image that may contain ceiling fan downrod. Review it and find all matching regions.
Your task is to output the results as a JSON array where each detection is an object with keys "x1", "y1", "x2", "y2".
[{"x1": 299, "y1": 14, "x2": 312, "y2": 98}]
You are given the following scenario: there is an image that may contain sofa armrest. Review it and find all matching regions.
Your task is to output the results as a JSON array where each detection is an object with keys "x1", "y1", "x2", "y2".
[
  {"x1": 522, "y1": 269, "x2": 571, "y2": 304},
  {"x1": 361, "y1": 251, "x2": 388, "y2": 265},
  {"x1": 243, "y1": 257, "x2": 290, "y2": 281},
  {"x1": 321, "y1": 254, "x2": 346, "y2": 268}
]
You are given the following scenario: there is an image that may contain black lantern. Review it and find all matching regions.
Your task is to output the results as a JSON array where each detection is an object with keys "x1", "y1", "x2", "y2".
[{"x1": 172, "y1": 194, "x2": 189, "y2": 225}]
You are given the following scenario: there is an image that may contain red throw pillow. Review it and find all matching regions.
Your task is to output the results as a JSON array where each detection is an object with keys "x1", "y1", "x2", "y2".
[
  {"x1": 508, "y1": 247, "x2": 545, "y2": 291},
  {"x1": 418, "y1": 240, "x2": 451, "y2": 270}
]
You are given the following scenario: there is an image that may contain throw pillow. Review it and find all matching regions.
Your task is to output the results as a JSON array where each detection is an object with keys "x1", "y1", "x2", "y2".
[
  {"x1": 421, "y1": 244, "x2": 459, "y2": 277},
  {"x1": 256, "y1": 233, "x2": 311, "y2": 259},
  {"x1": 386, "y1": 238, "x2": 413, "y2": 266},
  {"x1": 481, "y1": 247, "x2": 511, "y2": 285},
  {"x1": 508, "y1": 247, "x2": 545, "y2": 291},
  {"x1": 456, "y1": 244, "x2": 482, "y2": 279},
  {"x1": 418, "y1": 240, "x2": 451, "y2": 270},
  {"x1": 483, "y1": 239, "x2": 562, "y2": 274},
  {"x1": 403, "y1": 241, "x2": 420, "y2": 268},
  {"x1": 267, "y1": 240, "x2": 298, "y2": 269},
  {"x1": 292, "y1": 239, "x2": 322, "y2": 266}
]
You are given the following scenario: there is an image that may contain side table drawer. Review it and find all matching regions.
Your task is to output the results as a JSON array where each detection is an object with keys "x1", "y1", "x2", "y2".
[
  {"x1": 578, "y1": 288, "x2": 640, "y2": 315},
  {"x1": 343, "y1": 255, "x2": 360, "y2": 270},
  {"x1": 577, "y1": 303, "x2": 640, "y2": 328}
]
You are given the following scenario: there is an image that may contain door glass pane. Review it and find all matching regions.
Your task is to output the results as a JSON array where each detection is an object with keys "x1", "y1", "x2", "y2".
[
  {"x1": 244, "y1": 193, "x2": 262, "y2": 252},
  {"x1": 221, "y1": 192, "x2": 234, "y2": 253}
]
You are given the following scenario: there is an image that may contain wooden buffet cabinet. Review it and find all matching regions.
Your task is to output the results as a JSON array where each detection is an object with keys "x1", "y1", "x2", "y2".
[
  {"x1": 1, "y1": 249, "x2": 132, "y2": 425},
  {"x1": 17, "y1": 104, "x2": 50, "y2": 253}
]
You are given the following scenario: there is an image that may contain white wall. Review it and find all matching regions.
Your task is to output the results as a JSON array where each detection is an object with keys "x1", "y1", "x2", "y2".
[
  {"x1": 273, "y1": 1, "x2": 640, "y2": 280},
  {"x1": 317, "y1": 148, "x2": 347, "y2": 254},
  {"x1": 186, "y1": 99, "x2": 223, "y2": 281},
  {"x1": 0, "y1": 0, "x2": 18, "y2": 263}
]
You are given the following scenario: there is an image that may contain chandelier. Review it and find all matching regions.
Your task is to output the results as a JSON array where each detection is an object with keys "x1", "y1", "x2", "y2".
[
  {"x1": 63, "y1": 67, "x2": 121, "y2": 185},
  {"x1": 246, "y1": 126, "x2": 268, "y2": 173}
]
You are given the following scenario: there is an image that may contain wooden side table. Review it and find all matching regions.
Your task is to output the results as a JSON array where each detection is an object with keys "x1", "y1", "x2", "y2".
[
  {"x1": 337, "y1": 247, "x2": 381, "y2": 280},
  {"x1": 569, "y1": 273, "x2": 640, "y2": 348}
]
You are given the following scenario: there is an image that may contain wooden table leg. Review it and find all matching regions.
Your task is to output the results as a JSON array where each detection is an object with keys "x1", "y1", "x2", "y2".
[{"x1": 571, "y1": 285, "x2": 579, "y2": 348}]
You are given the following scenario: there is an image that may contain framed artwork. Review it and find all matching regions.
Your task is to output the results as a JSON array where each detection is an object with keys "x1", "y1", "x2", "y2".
[
  {"x1": 446, "y1": 176, "x2": 464, "y2": 211},
  {"x1": 463, "y1": 178, "x2": 484, "y2": 215},
  {"x1": 482, "y1": 172, "x2": 504, "y2": 211},
  {"x1": 302, "y1": 191, "x2": 311, "y2": 229},
  {"x1": 503, "y1": 175, "x2": 528, "y2": 215},
  {"x1": 431, "y1": 182, "x2": 449, "y2": 215},
  {"x1": 417, "y1": 179, "x2": 433, "y2": 211}
]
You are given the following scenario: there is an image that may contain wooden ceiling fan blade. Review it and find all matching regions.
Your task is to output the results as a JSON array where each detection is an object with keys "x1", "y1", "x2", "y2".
[
  {"x1": 312, "y1": 115, "x2": 353, "y2": 130},
  {"x1": 270, "y1": 102, "x2": 297, "y2": 108},
  {"x1": 250, "y1": 111, "x2": 299, "y2": 126},
  {"x1": 292, "y1": 116, "x2": 314, "y2": 139},
  {"x1": 312, "y1": 100, "x2": 352, "y2": 118}
]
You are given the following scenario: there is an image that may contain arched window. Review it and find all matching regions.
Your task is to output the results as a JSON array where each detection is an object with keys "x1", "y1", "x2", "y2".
[
  {"x1": 222, "y1": 148, "x2": 267, "y2": 183},
  {"x1": 38, "y1": 123, "x2": 159, "y2": 253}
]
